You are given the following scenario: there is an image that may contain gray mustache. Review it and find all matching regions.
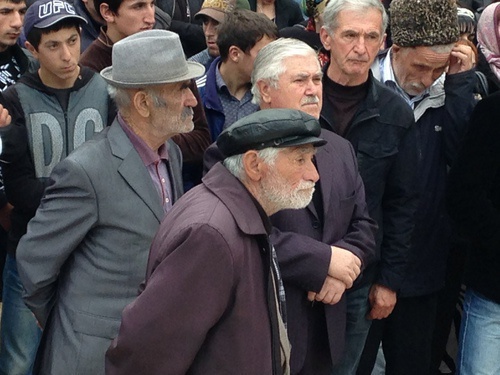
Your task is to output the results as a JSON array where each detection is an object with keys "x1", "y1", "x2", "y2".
[{"x1": 301, "y1": 96, "x2": 320, "y2": 105}]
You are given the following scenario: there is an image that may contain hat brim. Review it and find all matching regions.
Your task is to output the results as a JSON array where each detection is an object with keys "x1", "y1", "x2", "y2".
[
  {"x1": 271, "y1": 136, "x2": 327, "y2": 150},
  {"x1": 35, "y1": 14, "x2": 87, "y2": 29},
  {"x1": 194, "y1": 8, "x2": 226, "y2": 23},
  {"x1": 100, "y1": 61, "x2": 205, "y2": 88}
]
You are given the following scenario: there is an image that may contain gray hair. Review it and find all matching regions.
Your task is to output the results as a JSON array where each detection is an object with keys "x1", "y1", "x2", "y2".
[
  {"x1": 107, "y1": 85, "x2": 167, "y2": 112},
  {"x1": 397, "y1": 43, "x2": 455, "y2": 56},
  {"x1": 145, "y1": 88, "x2": 167, "y2": 108},
  {"x1": 323, "y1": 0, "x2": 388, "y2": 35},
  {"x1": 107, "y1": 85, "x2": 131, "y2": 110},
  {"x1": 251, "y1": 38, "x2": 320, "y2": 106},
  {"x1": 223, "y1": 147, "x2": 280, "y2": 180},
  {"x1": 429, "y1": 44, "x2": 455, "y2": 54}
]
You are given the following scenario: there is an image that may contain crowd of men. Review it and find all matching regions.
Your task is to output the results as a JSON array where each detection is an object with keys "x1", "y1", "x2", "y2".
[{"x1": 0, "y1": 0, "x2": 497, "y2": 374}]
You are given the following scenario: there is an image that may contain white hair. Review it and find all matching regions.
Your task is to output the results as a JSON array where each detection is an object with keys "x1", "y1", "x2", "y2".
[
  {"x1": 107, "y1": 85, "x2": 131, "y2": 109},
  {"x1": 323, "y1": 0, "x2": 388, "y2": 34},
  {"x1": 107, "y1": 85, "x2": 168, "y2": 114},
  {"x1": 251, "y1": 38, "x2": 320, "y2": 105},
  {"x1": 223, "y1": 147, "x2": 280, "y2": 180}
]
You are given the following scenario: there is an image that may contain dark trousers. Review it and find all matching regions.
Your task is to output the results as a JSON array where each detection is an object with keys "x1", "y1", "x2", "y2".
[
  {"x1": 357, "y1": 293, "x2": 439, "y2": 375},
  {"x1": 295, "y1": 302, "x2": 332, "y2": 375},
  {"x1": 430, "y1": 243, "x2": 467, "y2": 374},
  {"x1": 0, "y1": 226, "x2": 7, "y2": 301}
]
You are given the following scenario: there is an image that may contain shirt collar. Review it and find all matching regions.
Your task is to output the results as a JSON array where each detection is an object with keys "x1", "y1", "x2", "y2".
[
  {"x1": 117, "y1": 113, "x2": 169, "y2": 167},
  {"x1": 379, "y1": 48, "x2": 431, "y2": 109},
  {"x1": 215, "y1": 62, "x2": 227, "y2": 92}
]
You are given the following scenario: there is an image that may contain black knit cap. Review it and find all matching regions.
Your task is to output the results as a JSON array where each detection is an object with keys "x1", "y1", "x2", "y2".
[
  {"x1": 217, "y1": 109, "x2": 326, "y2": 157},
  {"x1": 390, "y1": 0, "x2": 459, "y2": 47}
]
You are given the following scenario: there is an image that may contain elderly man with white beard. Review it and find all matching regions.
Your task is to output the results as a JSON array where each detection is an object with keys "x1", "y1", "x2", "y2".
[
  {"x1": 204, "y1": 38, "x2": 377, "y2": 375},
  {"x1": 106, "y1": 108, "x2": 328, "y2": 374}
]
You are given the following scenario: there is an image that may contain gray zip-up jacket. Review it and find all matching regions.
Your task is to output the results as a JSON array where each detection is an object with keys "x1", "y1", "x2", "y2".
[{"x1": 0, "y1": 66, "x2": 114, "y2": 255}]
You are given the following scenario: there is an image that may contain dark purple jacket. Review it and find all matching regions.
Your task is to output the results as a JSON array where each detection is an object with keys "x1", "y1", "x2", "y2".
[
  {"x1": 203, "y1": 129, "x2": 377, "y2": 373},
  {"x1": 270, "y1": 129, "x2": 376, "y2": 371},
  {"x1": 106, "y1": 163, "x2": 282, "y2": 374}
]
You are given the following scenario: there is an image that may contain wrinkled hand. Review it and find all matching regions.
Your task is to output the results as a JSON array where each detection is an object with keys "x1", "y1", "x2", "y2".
[
  {"x1": 367, "y1": 283, "x2": 397, "y2": 320},
  {"x1": 328, "y1": 246, "x2": 361, "y2": 289},
  {"x1": 448, "y1": 43, "x2": 475, "y2": 75},
  {"x1": 307, "y1": 276, "x2": 347, "y2": 305},
  {"x1": 0, "y1": 104, "x2": 11, "y2": 128}
]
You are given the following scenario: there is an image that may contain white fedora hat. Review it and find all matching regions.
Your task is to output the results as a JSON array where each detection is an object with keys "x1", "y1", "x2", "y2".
[{"x1": 101, "y1": 30, "x2": 205, "y2": 88}]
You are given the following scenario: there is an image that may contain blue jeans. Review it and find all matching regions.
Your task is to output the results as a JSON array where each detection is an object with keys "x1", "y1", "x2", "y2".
[
  {"x1": 331, "y1": 282, "x2": 372, "y2": 375},
  {"x1": 457, "y1": 288, "x2": 500, "y2": 375},
  {"x1": 0, "y1": 254, "x2": 42, "y2": 375}
]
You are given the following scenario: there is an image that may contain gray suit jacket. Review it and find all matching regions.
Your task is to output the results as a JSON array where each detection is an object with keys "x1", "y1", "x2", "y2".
[{"x1": 17, "y1": 119, "x2": 183, "y2": 375}]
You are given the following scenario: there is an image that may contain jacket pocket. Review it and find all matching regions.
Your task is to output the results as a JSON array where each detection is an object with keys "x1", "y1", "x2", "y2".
[
  {"x1": 356, "y1": 141, "x2": 398, "y2": 186},
  {"x1": 71, "y1": 310, "x2": 121, "y2": 339},
  {"x1": 357, "y1": 140, "x2": 399, "y2": 159}
]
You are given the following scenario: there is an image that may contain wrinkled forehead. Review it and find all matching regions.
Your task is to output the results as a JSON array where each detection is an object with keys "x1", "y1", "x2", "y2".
[
  {"x1": 282, "y1": 54, "x2": 322, "y2": 74},
  {"x1": 412, "y1": 45, "x2": 452, "y2": 66}
]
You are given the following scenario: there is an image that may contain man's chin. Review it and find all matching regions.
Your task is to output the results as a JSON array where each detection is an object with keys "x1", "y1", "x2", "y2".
[
  {"x1": 290, "y1": 188, "x2": 316, "y2": 210},
  {"x1": 208, "y1": 47, "x2": 219, "y2": 58},
  {"x1": 403, "y1": 84, "x2": 426, "y2": 96},
  {"x1": 301, "y1": 106, "x2": 321, "y2": 119}
]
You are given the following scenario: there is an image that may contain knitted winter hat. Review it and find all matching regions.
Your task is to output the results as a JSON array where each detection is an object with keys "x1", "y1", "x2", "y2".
[{"x1": 390, "y1": 0, "x2": 459, "y2": 47}]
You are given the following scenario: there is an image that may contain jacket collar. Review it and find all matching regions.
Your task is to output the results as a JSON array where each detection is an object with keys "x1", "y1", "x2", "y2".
[
  {"x1": 203, "y1": 162, "x2": 270, "y2": 236},
  {"x1": 320, "y1": 65, "x2": 380, "y2": 132},
  {"x1": 204, "y1": 56, "x2": 224, "y2": 111},
  {"x1": 108, "y1": 118, "x2": 167, "y2": 222}
]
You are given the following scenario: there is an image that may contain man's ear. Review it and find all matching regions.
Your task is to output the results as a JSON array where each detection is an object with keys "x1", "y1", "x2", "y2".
[
  {"x1": 242, "y1": 150, "x2": 266, "y2": 182},
  {"x1": 380, "y1": 33, "x2": 387, "y2": 51},
  {"x1": 257, "y1": 80, "x2": 272, "y2": 105},
  {"x1": 100, "y1": 3, "x2": 115, "y2": 23},
  {"x1": 24, "y1": 41, "x2": 38, "y2": 60},
  {"x1": 132, "y1": 90, "x2": 151, "y2": 118},
  {"x1": 228, "y1": 45, "x2": 241, "y2": 63},
  {"x1": 319, "y1": 27, "x2": 332, "y2": 51}
]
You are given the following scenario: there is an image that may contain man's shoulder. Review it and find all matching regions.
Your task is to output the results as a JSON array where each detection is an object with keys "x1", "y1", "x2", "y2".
[
  {"x1": 370, "y1": 77, "x2": 414, "y2": 124},
  {"x1": 320, "y1": 128, "x2": 354, "y2": 152},
  {"x1": 1, "y1": 71, "x2": 43, "y2": 100},
  {"x1": 477, "y1": 90, "x2": 500, "y2": 110},
  {"x1": 80, "y1": 38, "x2": 111, "y2": 73},
  {"x1": 161, "y1": 182, "x2": 238, "y2": 236},
  {"x1": 75, "y1": 66, "x2": 109, "y2": 92},
  {"x1": 65, "y1": 127, "x2": 113, "y2": 164}
]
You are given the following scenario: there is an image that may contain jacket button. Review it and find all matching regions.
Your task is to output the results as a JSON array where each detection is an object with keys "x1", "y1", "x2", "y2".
[{"x1": 312, "y1": 220, "x2": 320, "y2": 229}]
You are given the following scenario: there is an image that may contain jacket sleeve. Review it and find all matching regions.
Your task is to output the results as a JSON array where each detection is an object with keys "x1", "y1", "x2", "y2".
[
  {"x1": 442, "y1": 70, "x2": 477, "y2": 165},
  {"x1": 271, "y1": 144, "x2": 377, "y2": 292},
  {"x1": 270, "y1": 228, "x2": 332, "y2": 293},
  {"x1": 16, "y1": 157, "x2": 98, "y2": 327},
  {"x1": 447, "y1": 95, "x2": 500, "y2": 262},
  {"x1": 171, "y1": 80, "x2": 211, "y2": 163},
  {"x1": 333, "y1": 155, "x2": 378, "y2": 269},
  {"x1": 0, "y1": 89, "x2": 50, "y2": 213},
  {"x1": 377, "y1": 116, "x2": 420, "y2": 291},
  {"x1": 106, "y1": 224, "x2": 234, "y2": 375}
]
